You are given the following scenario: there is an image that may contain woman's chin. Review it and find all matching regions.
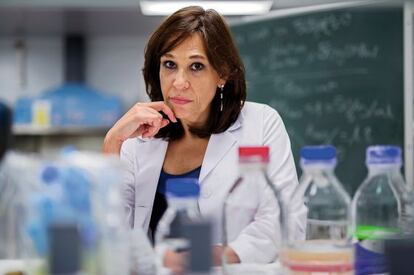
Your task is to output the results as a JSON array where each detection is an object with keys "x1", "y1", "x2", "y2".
[{"x1": 171, "y1": 110, "x2": 189, "y2": 120}]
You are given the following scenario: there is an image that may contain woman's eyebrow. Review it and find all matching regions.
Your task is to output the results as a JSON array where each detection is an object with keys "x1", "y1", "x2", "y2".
[
  {"x1": 161, "y1": 53, "x2": 206, "y2": 60},
  {"x1": 189, "y1": 54, "x2": 206, "y2": 60}
]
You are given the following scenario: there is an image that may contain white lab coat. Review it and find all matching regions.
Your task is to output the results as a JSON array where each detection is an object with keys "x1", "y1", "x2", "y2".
[{"x1": 120, "y1": 101, "x2": 306, "y2": 263}]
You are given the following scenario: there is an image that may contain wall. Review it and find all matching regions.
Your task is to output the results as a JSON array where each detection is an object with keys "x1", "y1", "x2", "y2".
[
  {"x1": 0, "y1": 34, "x2": 153, "y2": 155},
  {"x1": 0, "y1": 34, "x2": 150, "y2": 108}
]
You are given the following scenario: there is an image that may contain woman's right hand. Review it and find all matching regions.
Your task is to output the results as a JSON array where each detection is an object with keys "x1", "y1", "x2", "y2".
[{"x1": 103, "y1": 101, "x2": 177, "y2": 154}]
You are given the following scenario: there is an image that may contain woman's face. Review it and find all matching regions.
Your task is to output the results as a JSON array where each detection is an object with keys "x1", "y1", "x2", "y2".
[{"x1": 159, "y1": 33, "x2": 225, "y2": 127}]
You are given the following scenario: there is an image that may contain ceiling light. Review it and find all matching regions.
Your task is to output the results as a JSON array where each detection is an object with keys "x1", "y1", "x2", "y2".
[{"x1": 139, "y1": 0, "x2": 274, "y2": 16}]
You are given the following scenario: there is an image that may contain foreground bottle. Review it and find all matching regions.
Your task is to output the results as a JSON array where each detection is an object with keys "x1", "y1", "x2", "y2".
[
  {"x1": 155, "y1": 178, "x2": 201, "y2": 270},
  {"x1": 282, "y1": 145, "x2": 353, "y2": 275},
  {"x1": 222, "y1": 146, "x2": 282, "y2": 266},
  {"x1": 352, "y1": 145, "x2": 414, "y2": 275},
  {"x1": 25, "y1": 151, "x2": 130, "y2": 275}
]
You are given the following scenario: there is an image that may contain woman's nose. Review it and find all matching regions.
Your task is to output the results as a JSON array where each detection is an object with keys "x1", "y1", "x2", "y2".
[{"x1": 173, "y1": 69, "x2": 190, "y2": 90}]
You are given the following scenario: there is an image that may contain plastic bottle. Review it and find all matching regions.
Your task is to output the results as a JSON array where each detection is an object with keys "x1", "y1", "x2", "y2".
[
  {"x1": 352, "y1": 145, "x2": 414, "y2": 275},
  {"x1": 26, "y1": 152, "x2": 132, "y2": 275},
  {"x1": 0, "y1": 152, "x2": 42, "y2": 262},
  {"x1": 155, "y1": 178, "x2": 201, "y2": 270},
  {"x1": 281, "y1": 145, "x2": 353, "y2": 275},
  {"x1": 62, "y1": 151, "x2": 131, "y2": 275},
  {"x1": 222, "y1": 146, "x2": 282, "y2": 268}
]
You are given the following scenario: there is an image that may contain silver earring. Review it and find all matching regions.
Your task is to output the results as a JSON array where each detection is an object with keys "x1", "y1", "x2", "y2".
[{"x1": 219, "y1": 84, "x2": 224, "y2": 112}]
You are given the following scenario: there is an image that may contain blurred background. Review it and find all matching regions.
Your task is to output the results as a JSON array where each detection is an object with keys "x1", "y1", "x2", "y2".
[
  {"x1": 2, "y1": 2, "x2": 414, "y2": 274},
  {"x1": 0, "y1": 0, "x2": 380, "y2": 154},
  {"x1": 0, "y1": 0, "x2": 412, "y2": 194}
]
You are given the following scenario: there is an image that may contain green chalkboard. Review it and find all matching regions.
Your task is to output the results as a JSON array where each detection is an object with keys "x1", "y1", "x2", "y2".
[{"x1": 231, "y1": 7, "x2": 404, "y2": 194}]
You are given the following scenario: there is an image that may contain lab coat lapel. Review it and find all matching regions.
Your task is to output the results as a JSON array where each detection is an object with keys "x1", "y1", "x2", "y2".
[
  {"x1": 199, "y1": 121, "x2": 241, "y2": 183},
  {"x1": 137, "y1": 138, "x2": 168, "y2": 206}
]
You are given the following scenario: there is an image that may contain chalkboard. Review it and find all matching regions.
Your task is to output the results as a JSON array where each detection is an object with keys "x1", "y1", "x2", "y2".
[{"x1": 231, "y1": 7, "x2": 404, "y2": 194}]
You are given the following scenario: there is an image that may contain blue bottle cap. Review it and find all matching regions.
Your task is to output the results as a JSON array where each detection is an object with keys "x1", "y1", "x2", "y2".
[
  {"x1": 166, "y1": 178, "x2": 200, "y2": 198},
  {"x1": 366, "y1": 145, "x2": 402, "y2": 165},
  {"x1": 41, "y1": 165, "x2": 60, "y2": 185},
  {"x1": 300, "y1": 145, "x2": 337, "y2": 166}
]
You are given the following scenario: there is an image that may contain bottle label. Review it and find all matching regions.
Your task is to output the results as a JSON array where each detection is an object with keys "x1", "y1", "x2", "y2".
[
  {"x1": 354, "y1": 226, "x2": 397, "y2": 275},
  {"x1": 355, "y1": 241, "x2": 388, "y2": 275}
]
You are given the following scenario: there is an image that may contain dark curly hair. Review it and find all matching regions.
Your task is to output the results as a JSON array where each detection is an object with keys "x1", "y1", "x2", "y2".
[{"x1": 143, "y1": 6, "x2": 246, "y2": 140}]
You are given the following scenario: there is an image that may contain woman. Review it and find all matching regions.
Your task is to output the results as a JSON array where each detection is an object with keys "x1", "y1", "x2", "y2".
[{"x1": 103, "y1": 5, "x2": 306, "y2": 268}]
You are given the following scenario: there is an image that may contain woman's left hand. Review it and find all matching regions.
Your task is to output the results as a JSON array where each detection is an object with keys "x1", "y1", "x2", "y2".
[
  {"x1": 164, "y1": 249, "x2": 188, "y2": 275},
  {"x1": 212, "y1": 245, "x2": 241, "y2": 266}
]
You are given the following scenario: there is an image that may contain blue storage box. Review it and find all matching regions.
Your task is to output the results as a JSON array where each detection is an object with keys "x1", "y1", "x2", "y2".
[{"x1": 14, "y1": 83, "x2": 123, "y2": 127}]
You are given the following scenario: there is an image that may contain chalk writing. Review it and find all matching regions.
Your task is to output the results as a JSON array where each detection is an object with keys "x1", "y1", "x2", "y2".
[
  {"x1": 306, "y1": 41, "x2": 379, "y2": 65},
  {"x1": 270, "y1": 99, "x2": 303, "y2": 120},
  {"x1": 304, "y1": 96, "x2": 395, "y2": 123},
  {"x1": 293, "y1": 12, "x2": 352, "y2": 37},
  {"x1": 304, "y1": 124, "x2": 373, "y2": 145}
]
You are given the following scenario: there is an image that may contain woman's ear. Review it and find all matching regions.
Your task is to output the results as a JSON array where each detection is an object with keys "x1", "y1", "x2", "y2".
[
  {"x1": 218, "y1": 77, "x2": 227, "y2": 87},
  {"x1": 219, "y1": 73, "x2": 228, "y2": 84}
]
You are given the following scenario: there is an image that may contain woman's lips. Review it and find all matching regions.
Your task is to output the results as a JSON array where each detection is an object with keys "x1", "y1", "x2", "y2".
[{"x1": 170, "y1": 97, "x2": 192, "y2": 105}]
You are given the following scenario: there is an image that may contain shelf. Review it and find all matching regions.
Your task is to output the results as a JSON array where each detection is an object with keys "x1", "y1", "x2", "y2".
[{"x1": 13, "y1": 125, "x2": 109, "y2": 136}]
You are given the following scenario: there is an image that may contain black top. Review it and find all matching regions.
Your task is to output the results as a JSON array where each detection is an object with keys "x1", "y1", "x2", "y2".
[{"x1": 148, "y1": 166, "x2": 201, "y2": 243}]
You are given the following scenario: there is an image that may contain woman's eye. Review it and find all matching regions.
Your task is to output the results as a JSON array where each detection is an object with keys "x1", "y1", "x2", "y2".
[
  {"x1": 190, "y1": 62, "x2": 204, "y2": 71},
  {"x1": 163, "y1": 61, "x2": 176, "y2": 70}
]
